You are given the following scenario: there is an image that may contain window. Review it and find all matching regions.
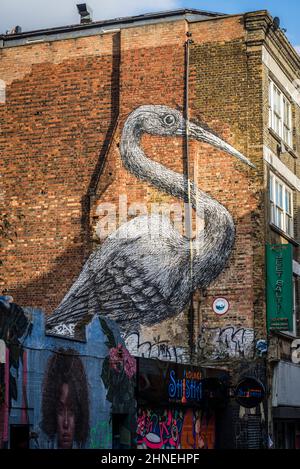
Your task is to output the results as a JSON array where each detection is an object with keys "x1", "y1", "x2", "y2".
[
  {"x1": 268, "y1": 79, "x2": 292, "y2": 147},
  {"x1": 270, "y1": 172, "x2": 294, "y2": 237}
]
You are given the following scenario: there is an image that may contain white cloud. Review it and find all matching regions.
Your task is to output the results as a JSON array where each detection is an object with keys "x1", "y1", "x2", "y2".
[
  {"x1": 0, "y1": 0, "x2": 181, "y2": 34},
  {"x1": 294, "y1": 45, "x2": 300, "y2": 55}
]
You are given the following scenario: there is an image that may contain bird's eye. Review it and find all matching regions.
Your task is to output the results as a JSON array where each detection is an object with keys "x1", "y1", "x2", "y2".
[{"x1": 163, "y1": 115, "x2": 176, "y2": 126}]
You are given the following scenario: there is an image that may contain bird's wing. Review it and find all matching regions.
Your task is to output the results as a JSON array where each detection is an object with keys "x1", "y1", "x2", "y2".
[
  {"x1": 90, "y1": 242, "x2": 178, "y2": 332},
  {"x1": 46, "y1": 235, "x2": 179, "y2": 333}
]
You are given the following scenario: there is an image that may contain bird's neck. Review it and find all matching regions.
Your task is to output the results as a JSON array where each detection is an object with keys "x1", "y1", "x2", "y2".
[
  {"x1": 189, "y1": 186, "x2": 235, "y2": 289},
  {"x1": 120, "y1": 128, "x2": 235, "y2": 289}
]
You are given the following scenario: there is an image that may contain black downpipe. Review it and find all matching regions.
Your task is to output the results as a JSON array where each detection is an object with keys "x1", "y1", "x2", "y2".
[{"x1": 184, "y1": 32, "x2": 195, "y2": 360}]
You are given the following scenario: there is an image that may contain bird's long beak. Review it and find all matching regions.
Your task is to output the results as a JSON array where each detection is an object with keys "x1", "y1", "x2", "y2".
[{"x1": 188, "y1": 122, "x2": 255, "y2": 169}]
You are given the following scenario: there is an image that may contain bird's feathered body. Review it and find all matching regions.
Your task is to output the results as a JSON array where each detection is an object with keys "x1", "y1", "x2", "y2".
[
  {"x1": 46, "y1": 105, "x2": 253, "y2": 333},
  {"x1": 47, "y1": 215, "x2": 191, "y2": 332}
]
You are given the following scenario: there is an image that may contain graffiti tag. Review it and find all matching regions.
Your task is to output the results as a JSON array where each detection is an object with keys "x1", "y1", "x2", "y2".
[
  {"x1": 124, "y1": 332, "x2": 188, "y2": 363},
  {"x1": 197, "y1": 326, "x2": 255, "y2": 360},
  {"x1": 48, "y1": 323, "x2": 76, "y2": 338}
]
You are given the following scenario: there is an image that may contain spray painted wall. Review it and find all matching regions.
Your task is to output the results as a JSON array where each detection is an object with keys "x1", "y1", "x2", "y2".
[
  {"x1": 0, "y1": 304, "x2": 136, "y2": 449},
  {"x1": 136, "y1": 407, "x2": 215, "y2": 449},
  {"x1": 46, "y1": 105, "x2": 254, "y2": 363}
]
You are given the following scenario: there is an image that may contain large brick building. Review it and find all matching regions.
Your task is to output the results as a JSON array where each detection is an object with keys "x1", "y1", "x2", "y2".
[{"x1": 1, "y1": 7, "x2": 300, "y2": 449}]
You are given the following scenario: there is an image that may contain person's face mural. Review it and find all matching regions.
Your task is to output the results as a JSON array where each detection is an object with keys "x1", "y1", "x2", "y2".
[
  {"x1": 41, "y1": 348, "x2": 89, "y2": 448},
  {"x1": 57, "y1": 383, "x2": 76, "y2": 449}
]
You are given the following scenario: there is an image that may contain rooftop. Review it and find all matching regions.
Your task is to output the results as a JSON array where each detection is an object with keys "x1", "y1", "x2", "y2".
[{"x1": 0, "y1": 8, "x2": 226, "y2": 47}]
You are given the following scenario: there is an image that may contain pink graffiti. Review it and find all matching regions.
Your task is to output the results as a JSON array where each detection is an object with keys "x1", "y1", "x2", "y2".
[
  {"x1": 137, "y1": 410, "x2": 182, "y2": 449},
  {"x1": 109, "y1": 344, "x2": 136, "y2": 378}
]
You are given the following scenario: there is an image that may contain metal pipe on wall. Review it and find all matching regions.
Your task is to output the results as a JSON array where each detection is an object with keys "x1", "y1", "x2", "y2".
[{"x1": 184, "y1": 29, "x2": 195, "y2": 359}]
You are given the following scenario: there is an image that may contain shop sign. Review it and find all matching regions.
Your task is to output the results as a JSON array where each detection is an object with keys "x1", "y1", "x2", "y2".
[
  {"x1": 291, "y1": 339, "x2": 300, "y2": 364},
  {"x1": 266, "y1": 244, "x2": 293, "y2": 332},
  {"x1": 235, "y1": 377, "x2": 265, "y2": 408},
  {"x1": 138, "y1": 358, "x2": 228, "y2": 408},
  {"x1": 168, "y1": 369, "x2": 202, "y2": 404}
]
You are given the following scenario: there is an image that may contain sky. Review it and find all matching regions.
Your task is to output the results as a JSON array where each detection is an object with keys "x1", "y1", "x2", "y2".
[{"x1": 0, "y1": 0, "x2": 299, "y2": 52}]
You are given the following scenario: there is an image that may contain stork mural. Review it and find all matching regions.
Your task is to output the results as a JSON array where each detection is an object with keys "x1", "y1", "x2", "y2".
[{"x1": 47, "y1": 105, "x2": 254, "y2": 339}]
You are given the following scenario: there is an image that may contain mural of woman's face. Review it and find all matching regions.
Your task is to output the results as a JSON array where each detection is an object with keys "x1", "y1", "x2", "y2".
[{"x1": 57, "y1": 383, "x2": 75, "y2": 449}]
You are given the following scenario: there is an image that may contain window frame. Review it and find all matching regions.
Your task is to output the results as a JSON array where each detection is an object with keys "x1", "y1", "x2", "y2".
[
  {"x1": 268, "y1": 78, "x2": 293, "y2": 148},
  {"x1": 269, "y1": 171, "x2": 294, "y2": 238}
]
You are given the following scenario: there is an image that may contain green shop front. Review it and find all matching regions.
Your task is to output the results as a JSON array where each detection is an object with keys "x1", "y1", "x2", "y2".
[{"x1": 266, "y1": 243, "x2": 300, "y2": 449}]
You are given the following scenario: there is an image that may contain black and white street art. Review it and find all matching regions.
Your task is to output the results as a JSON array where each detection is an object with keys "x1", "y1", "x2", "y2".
[
  {"x1": 124, "y1": 331, "x2": 188, "y2": 364},
  {"x1": 197, "y1": 326, "x2": 255, "y2": 360},
  {"x1": 46, "y1": 105, "x2": 254, "y2": 336}
]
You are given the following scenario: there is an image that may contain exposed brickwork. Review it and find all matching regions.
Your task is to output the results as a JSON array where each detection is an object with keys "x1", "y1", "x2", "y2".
[
  {"x1": 189, "y1": 38, "x2": 264, "y2": 342},
  {"x1": 1, "y1": 12, "x2": 299, "y2": 358},
  {"x1": 0, "y1": 35, "x2": 119, "y2": 311}
]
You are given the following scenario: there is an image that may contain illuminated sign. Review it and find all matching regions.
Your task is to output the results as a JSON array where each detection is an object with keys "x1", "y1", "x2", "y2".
[
  {"x1": 235, "y1": 378, "x2": 265, "y2": 408},
  {"x1": 168, "y1": 369, "x2": 202, "y2": 404},
  {"x1": 137, "y1": 358, "x2": 228, "y2": 409}
]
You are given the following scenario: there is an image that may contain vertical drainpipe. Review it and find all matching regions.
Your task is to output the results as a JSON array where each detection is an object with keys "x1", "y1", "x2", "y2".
[
  {"x1": 3, "y1": 347, "x2": 9, "y2": 447},
  {"x1": 184, "y1": 26, "x2": 195, "y2": 360}
]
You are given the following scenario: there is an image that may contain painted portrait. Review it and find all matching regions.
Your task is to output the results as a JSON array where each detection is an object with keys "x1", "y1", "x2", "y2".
[{"x1": 40, "y1": 348, "x2": 89, "y2": 449}]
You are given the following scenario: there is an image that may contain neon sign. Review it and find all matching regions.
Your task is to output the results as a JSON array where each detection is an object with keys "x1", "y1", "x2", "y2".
[{"x1": 168, "y1": 369, "x2": 202, "y2": 404}]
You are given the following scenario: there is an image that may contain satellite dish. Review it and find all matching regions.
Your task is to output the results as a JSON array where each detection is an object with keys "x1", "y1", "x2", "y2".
[{"x1": 273, "y1": 17, "x2": 280, "y2": 31}]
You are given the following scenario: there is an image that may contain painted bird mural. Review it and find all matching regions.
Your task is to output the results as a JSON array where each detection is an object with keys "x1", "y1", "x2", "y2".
[{"x1": 46, "y1": 105, "x2": 254, "y2": 333}]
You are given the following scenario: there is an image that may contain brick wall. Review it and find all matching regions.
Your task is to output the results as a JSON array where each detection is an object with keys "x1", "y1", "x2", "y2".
[
  {"x1": 0, "y1": 14, "x2": 267, "y2": 358},
  {"x1": 0, "y1": 34, "x2": 119, "y2": 311}
]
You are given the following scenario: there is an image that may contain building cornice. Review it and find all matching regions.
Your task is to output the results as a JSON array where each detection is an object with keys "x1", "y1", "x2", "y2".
[{"x1": 244, "y1": 10, "x2": 300, "y2": 76}]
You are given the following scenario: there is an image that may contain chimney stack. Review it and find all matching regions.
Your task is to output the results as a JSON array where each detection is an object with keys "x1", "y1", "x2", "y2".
[{"x1": 76, "y1": 4, "x2": 93, "y2": 24}]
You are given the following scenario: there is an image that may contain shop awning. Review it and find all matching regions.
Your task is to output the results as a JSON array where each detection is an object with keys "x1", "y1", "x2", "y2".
[{"x1": 273, "y1": 361, "x2": 300, "y2": 407}]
